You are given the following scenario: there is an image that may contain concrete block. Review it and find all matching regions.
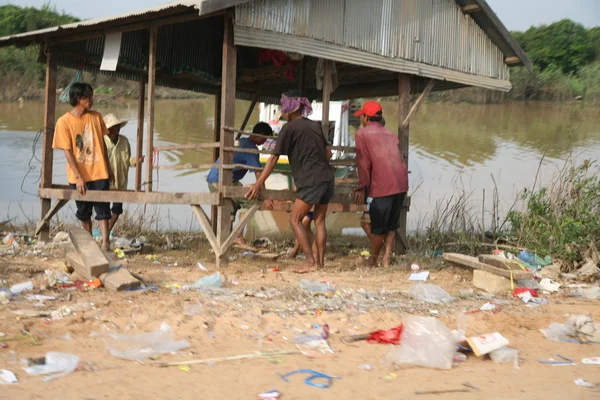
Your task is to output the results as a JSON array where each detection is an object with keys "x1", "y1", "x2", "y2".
[{"x1": 472, "y1": 270, "x2": 512, "y2": 294}]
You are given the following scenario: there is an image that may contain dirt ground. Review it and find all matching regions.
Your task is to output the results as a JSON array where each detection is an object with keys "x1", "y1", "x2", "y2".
[{"x1": 0, "y1": 239, "x2": 599, "y2": 400}]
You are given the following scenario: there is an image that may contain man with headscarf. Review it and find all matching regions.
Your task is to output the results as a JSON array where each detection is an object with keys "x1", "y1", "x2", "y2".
[{"x1": 246, "y1": 91, "x2": 334, "y2": 273}]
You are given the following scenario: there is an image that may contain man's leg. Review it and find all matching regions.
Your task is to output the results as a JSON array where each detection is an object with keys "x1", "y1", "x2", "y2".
[
  {"x1": 313, "y1": 204, "x2": 328, "y2": 267},
  {"x1": 290, "y1": 217, "x2": 310, "y2": 258},
  {"x1": 370, "y1": 233, "x2": 386, "y2": 267},
  {"x1": 381, "y1": 231, "x2": 395, "y2": 267},
  {"x1": 99, "y1": 219, "x2": 110, "y2": 251},
  {"x1": 92, "y1": 180, "x2": 112, "y2": 251},
  {"x1": 109, "y1": 203, "x2": 123, "y2": 232},
  {"x1": 381, "y1": 193, "x2": 405, "y2": 268},
  {"x1": 289, "y1": 198, "x2": 315, "y2": 273},
  {"x1": 81, "y1": 219, "x2": 92, "y2": 234}
]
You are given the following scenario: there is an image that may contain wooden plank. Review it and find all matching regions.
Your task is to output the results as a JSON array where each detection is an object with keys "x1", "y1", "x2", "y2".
[
  {"x1": 402, "y1": 80, "x2": 435, "y2": 129},
  {"x1": 99, "y1": 253, "x2": 141, "y2": 292},
  {"x1": 38, "y1": 188, "x2": 219, "y2": 205},
  {"x1": 478, "y1": 255, "x2": 529, "y2": 274},
  {"x1": 145, "y1": 25, "x2": 157, "y2": 193},
  {"x1": 154, "y1": 142, "x2": 220, "y2": 151},
  {"x1": 216, "y1": 13, "x2": 237, "y2": 268},
  {"x1": 461, "y1": 4, "x2": 481, "y2": 13},
  {"x1": 35, "y1": 199, "x2": 68, "y2": 235},
  {"x1": 135, "y1": 78, "x2": 145, "y2": 191},
  {"x1": 222, "y1": 185, "x2": 355, "y2": 205},
  {"x1": 395, "y1": 73, "x2": 411, "y2": 254},
  {"x1": 321, "y1": 59, "x2": 332, "y2": 141},
  {"x1": 39, "y1": 50, "x2": 57, "y2": 241},
  {"x1": 219, "y1": 204, "x2": 261, "y2": 256},
  {"x1": 67, "y1": 229, "x2": 110, "y2": 279},
  {"x1": 443, "y1": 253, "x2": 531, "y2": 280},
  {"x1": 191, "y1": 205, "x2": 220, "y2": 256},
  {"x1": 154, "y1": 163, "x2": 216, "y2": 170},
  {"x1": 505, "y1": 56, "x2": 521, "y2": 65}
]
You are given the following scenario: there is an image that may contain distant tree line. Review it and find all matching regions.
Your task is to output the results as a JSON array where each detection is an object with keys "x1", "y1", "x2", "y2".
[{"x1": 0, "y1": 4, "x2": 598, "y2": 103}]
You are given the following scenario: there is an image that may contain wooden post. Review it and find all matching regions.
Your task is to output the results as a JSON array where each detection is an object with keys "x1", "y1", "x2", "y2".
[
  {"x1": 321, "y1": 60, "x2": 332, "y2": 140},
  {"x1": 298, "y1": 57, "x2": 307, "y2": 93},
  {"x1": 135, "y1": 78, "x2": 145, "y2": 192},
  {"x1": 396, "y1": 74, "x2": 411, "y2": 253},
  {"x1": 211, "y1": 92, "x2": 222, "y2": 234},
  {"x1": 216, "y1": 13, "x2": 237, "y2": 267},
  {"x1": 39, "y1": 49, "x2": 57, "y2": 241},
  {"x1": 145, "y1": 26, "x2": 157, "y2": 193}
]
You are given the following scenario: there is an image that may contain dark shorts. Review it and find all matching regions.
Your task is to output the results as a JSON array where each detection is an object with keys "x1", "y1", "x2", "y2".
[
  {"x1": 69, "y1": 179, "x2": 111, "y2": 221},
  {"x1": 296, "y1": 181, "x2": 335, "y2": 205},
  {"x1": 369, "y1": 193, "x2": 406, "y2": 235},
  {"x1": 111, "y1": 203, "x2": 124, "y2": 215}
]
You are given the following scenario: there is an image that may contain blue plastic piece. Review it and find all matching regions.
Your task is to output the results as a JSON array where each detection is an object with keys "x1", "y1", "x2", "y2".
[{"x1": 279, "y1": 369, "x2": 339, "y2": 389}]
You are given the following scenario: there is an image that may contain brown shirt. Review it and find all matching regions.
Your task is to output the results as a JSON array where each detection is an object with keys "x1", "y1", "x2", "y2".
[
  {"x1": 355, "y1": 122, "x2": 408, "y2": 198},
  {"x1": 274, "y1": 117, "x2": 334, "y2": 190}
]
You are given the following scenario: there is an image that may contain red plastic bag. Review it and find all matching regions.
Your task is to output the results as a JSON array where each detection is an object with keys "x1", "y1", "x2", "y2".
[
  {"x1": 366, "y1": 324, "x2": 404, "y2": 345},
  {"x1": 513, "y1": 288, "x2": 539, "y2": 297}
]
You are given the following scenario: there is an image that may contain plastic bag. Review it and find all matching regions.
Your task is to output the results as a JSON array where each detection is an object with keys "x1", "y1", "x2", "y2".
[
  {"x1": 409, "y1": 284, "x2": 454, "y2": 304},
  {"x1": 490, "y1": 347, "x2": 519, "y2": 364},
  {"x1": 186, "y1": 273, "x2": 223, "y2": 289},
  {"x1": 299, "y1": 280, "x2": 334, "y2": 294},
  {"x1": 24, "y1": 352, "x2": 79, "y2": 382},
  {"x1": 540, "y1": 322, "x2": 573, "y2": 342},
  {"x1": 98, "y1": 322, "x2": 190, "y2": 361},
  {"x1": 385, "y1": 316, "x2": 456, "y2": 370}
]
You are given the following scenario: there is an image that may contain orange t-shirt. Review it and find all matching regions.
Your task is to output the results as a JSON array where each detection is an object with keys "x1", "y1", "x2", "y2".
[{"x1": 52, "y1": 111, "x2": 109, "y2": 184}]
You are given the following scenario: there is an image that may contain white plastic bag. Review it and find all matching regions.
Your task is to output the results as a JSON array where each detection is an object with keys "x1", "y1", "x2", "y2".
[
  {"x1": 540, "y1": 322, "x2": 573, "y2": 342},
  {"x1": 24, "y1": 352, "x2": 79, "y2": 382},
  {"x1": 490, "y1": 347, "x2": 519, "y2": 364},
  {"x1": 97, "y1": 322, "x2": 190, "y2": 361},
  {"x1": 385, "y1": 316, "x2": 456, "y2": 370},
  {"x1": 410, "y1": 284, "x2": 454, "y2": 304}
]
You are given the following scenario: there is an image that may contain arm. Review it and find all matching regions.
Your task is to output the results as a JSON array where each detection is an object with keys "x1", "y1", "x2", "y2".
[
  {"x1": 325, "y1": 145, "x2": 332, "y2": 160},
  {"x1": 245, "y1": 154, "x2": 279, "y2": 200},
  {"x1": 354, "y1": 131, "x2": 372, "y2": 204},
  {"x1": 100, "y1": 119, "x2": 114, "y2": 183},
  {"x1": 64, "y1": 149, "x2": 87, "y2": 195},
  {"x1": 254, "y1": 171, "x2": 274, "y2": 209}
]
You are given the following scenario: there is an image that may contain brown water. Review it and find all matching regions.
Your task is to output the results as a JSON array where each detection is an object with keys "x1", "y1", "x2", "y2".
[{"x1": 1, "y1": 99, "x2": 599, "y2": 233}]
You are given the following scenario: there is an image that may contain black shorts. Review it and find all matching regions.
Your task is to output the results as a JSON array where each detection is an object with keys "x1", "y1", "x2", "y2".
[
  {"x1": 111, "y1": 203, "x2": 124, "y2": 215},
  {"x1": 296, "y1": 181, "x2": 334, "y2": 205},
  {"x1": 69, "y1": 179, "x2": 111, "y2": 221},
  {"x1": 369, "y1": 193, "x2": 406, "y2": 235}
]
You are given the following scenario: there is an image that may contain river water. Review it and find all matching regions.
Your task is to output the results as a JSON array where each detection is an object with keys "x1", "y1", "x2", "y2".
[{"x1": 1, "y1": 99, "x2": 599, "y2": 234}]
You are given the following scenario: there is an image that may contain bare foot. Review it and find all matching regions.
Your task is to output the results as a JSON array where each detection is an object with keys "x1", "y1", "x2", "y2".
[
  {"x1": 382, "y1": 257, "x2": 391, "y2": 268},
  {"x1": 293, "y1": 264, "x2": 318, "y2": 274},
  {"x1": 368, "y1": 257, "x2": 380, "y2": 268}
]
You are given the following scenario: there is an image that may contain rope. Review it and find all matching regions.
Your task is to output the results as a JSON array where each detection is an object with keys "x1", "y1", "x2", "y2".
[
  {"x1": 59, "y1": 66, "x2": 84, "y2": 104},
  {"x1": 21, "y1": 128, "x2": 43, "y2": 196}
]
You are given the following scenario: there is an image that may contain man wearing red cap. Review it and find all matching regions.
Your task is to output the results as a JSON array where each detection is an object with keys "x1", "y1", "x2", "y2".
[{"x1": 353, "y1": 101, "x2": 408, "y2": 267}]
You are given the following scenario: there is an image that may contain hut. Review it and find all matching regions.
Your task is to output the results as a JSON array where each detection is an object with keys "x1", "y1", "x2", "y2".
[{"x1": 0, "y1": 0, "x2": 530, "y2": 266}]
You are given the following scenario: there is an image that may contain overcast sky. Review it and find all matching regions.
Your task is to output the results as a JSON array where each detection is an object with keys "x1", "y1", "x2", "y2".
[{"x1": 1, "y1": 0, "x2": 599, "y2": 31}]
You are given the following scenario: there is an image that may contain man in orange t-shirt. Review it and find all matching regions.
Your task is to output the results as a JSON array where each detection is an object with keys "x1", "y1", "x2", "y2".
[{"x1": 52, "y1": 83, "x2": 114, "y2": 250}]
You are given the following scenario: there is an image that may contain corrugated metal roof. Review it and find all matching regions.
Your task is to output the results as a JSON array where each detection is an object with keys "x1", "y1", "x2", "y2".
[{"x1": 0, "y1": 0, "x2": 251, "y2": 45}]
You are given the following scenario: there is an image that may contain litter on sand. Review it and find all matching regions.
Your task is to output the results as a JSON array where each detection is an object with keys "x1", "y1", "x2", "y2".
[
  {"x1": 258, "y1": 390, "x2": 280, "y2": 399},
  {"x1": 409, "y1": 271, "x2": 430, "y2": 281},
  {"x1": 279, "y1": 369, "x2": 339, "y2": 389},
  {"x1": 0, "y1": 369, "x2": 17, "y2": 385},
  {"x1": 467, "y1": 333, "x2": 509, "y2": 357},
  {"x1": 24, "y1": 352, "x2": 79, "y2": 382},
  {"x1": 574, "y1": 378, "x2": 595, "y2": 388}
]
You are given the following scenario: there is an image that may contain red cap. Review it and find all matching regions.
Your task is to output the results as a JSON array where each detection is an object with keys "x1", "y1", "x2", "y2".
[{"x1": 353, "y1": 101, "x2": 383, "y2": 117}]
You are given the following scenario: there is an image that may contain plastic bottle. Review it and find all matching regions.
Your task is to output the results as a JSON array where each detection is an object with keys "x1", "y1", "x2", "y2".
[{"x1": 10, "y1": 281, "x2": 33, "y2": 294}]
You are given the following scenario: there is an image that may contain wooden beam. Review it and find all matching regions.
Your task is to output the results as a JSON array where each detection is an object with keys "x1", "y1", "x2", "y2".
[
  {"x1": 216, "y1": 13, "x2": 237, "y2": 268},
  {"x1": 153, "y1": 164, "x2": 216, "y2": 170},
  {"x1": 191, "y1": 205, "x2": 220, "y2": 256},
  {"x1": 461, "y1": 4, "x2": 481, "y2": 14},
  {"x1": 145, "y1": 25, "x2": 157, "y2": 193},
  {"x1": 38, "y1": 188, "x2": 219, "y2": 205},
  {"x1": 267, "y1": 200, "x2": 368, "y2": 213},
  {"x1": 39, "y1": 49, "x2": 57, "y2": 241},
  {"x1": 222, "y1": 185, "x2": 356, "y2": 205},
  {"x1": 505, "y1": 56, "x2": 521, "y2": 65},
  {"x1": 235, "y1": 94, "x2": 258, "y2": 140},
  {"x1": 396, "y1": 74, "x2": 411, "y2": 254},
  {"x1": 68, "y1": 227, "x2": 110, "y2": 279},
  {"x1": 154, "y1": 142, "x2": 220, "y2": 152},
  {"x1": 219, "y1": 204, "x2": 261, "y2": 257},
  {"x1": 35, "y1": 199, "x2": 67, "y2": 235},
  {"x1": 321, "y1": 60, "x2": 332, "y2": 141},
  {"x1": 443, "y1": 253, "x2": 531, "y2": 280},
  {"x1": 135, "y1": 78, "x2": 145, "y2": 192},
  {"x1": 402, "y1": 80, "x2": 435, "y2": 129}
]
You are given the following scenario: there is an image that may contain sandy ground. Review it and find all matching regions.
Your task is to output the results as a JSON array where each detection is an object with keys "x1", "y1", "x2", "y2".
[{"x1": 0, "y1": 239, "x2": 599, "y2": 400}]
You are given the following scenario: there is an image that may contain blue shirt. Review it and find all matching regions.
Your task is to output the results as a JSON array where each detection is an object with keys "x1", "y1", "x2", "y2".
[{"x1": 206, "y1": 138, "x2": 261, "y2": 183}]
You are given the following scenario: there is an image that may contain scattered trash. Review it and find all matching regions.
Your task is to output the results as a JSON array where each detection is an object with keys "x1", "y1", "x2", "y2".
[
  {"x1": 242, "y1": 251, "x2": 256, "y2": 258},
  {"x1": 539, "y1": 278, "x2": 561, "y2": 293},
  {"x1": 0, "y1": 369, "x2": 17, "y2": 385},
  {"x1": 386, "y1": 316, "x2": 456, "y2": 370},
  {"x1": 25, "y1": 295, "x2": 56, "y2": 304},
  {"x1": 10, "y1": 281, "x2": 33, "y2": 294},
  {"x1": 453, "y1": 352, "x2": 468, "y2": 363},
  {"x1": 577, "y1": 259, "x2": 600, "y2": 282},
  {"x1": 196, "y1": 262, "x2": 208, "y2": 271},
  {"x1": 10, "y1": 309, "x2": 50, "y2": 318},
  {"x1": 299, "y1": 280, "x2": 334, "y2": 295},
  {"x1": 582, "y1": 357, "x2": 600, "y2": 365},
  {"x1": 271, "y1": 267, "x2": 279, "y2": 272},
  {"x1": 538, "y1": 354, "x2": 576, "y2": 366},
  {"x1": 95, "y1": 322, "x2": 190, "y2": 361},
  {"x1": 480, "y1": 302, "x2": 496, "y2": 311},
  {"x1": 415, "y1": 389, "x2": 472, "y2": 395},
  {"x1": 518, "y1": 291, "x2": 534, "y2": 303},
  {"x1": 490, "y1": 347, "x2": 519, "y2": 366},
  {"x1": 579, "y1": 286, "x2": 600, "y2": 299},
  {"x1": 184, "y1": 303, "x2": 203, "y2": 316},
  {"x1": 114, "y1": 248, "x2": 125, "y2": 259},
  {"x1": 3, "y1": 233, "x2": 16, "y2": 246},
  {"x1": 366, "y1": 324, "x2": 403, "y2": 345},
  {"x1": 52, "y1": 232, "x2": 70, "y2": 243},
  {"x1": 294, "y1": 325, "x2": 334, "y2": 358},
  {"x1": 279, "y1": 369, "x2": 339, "y2": 389},
  {"x1": 45, "y1": 270, "x2": 70, "y2": 287},
  {"x1": 409, "y1": 284, "x2": 454, "y2": 304},
  {"x1": 50, "y1": 302, "x2": 93, "y2": 320},
  {"x1": 178, "y1": 365, "x2": 190, "y2": 372},
  {"x1": 574, "y1": 378, "x2": 595, "y2": 388},
  {"x1": 409, "y1": 271, "x2": 429, "y2": 281},
  {"x1": 258, "y1": 390, "x2": 280, "y2": 399},
  {"x1": 157, "y1": 350, "x2": 299, "y2": 367},
  {"x1": 467, "y1": 333, "x2": 510, "y2": 357},
  {"x1": 24, "y1": 352, "x2": 79, "y2": 382},
  {"x1": 360, "y1": 250, "x2": 370, "y2": 257},
  {"x1": 518, "y1": 251, "x2": 551, "y2": 269},
  {"x1": 541, "y1": 322, "x2": 573, "y2": 343},
  {"x1": 358, "y1": 364, "x2": 373, "y2": 371},
  {"x1": 186, "y1": 273, "x2": 223, "y2": 289},
  {"x1": 411, "y1": 263, "x2": 420, "y2": 271},
  {"x1": 385, "y1": 372, "x2": 397, "y2": 380},
  {"x1": 513, "y1": 288, "x2": 539, "y2": 298},
  {"x1": 254, "y1": 237, "x2": 272, "y2": 249}
]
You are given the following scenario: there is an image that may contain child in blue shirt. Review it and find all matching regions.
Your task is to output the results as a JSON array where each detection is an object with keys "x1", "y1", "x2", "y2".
[{"x1": 207, "y1": 122, "x2": 274, "y2": 245}]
